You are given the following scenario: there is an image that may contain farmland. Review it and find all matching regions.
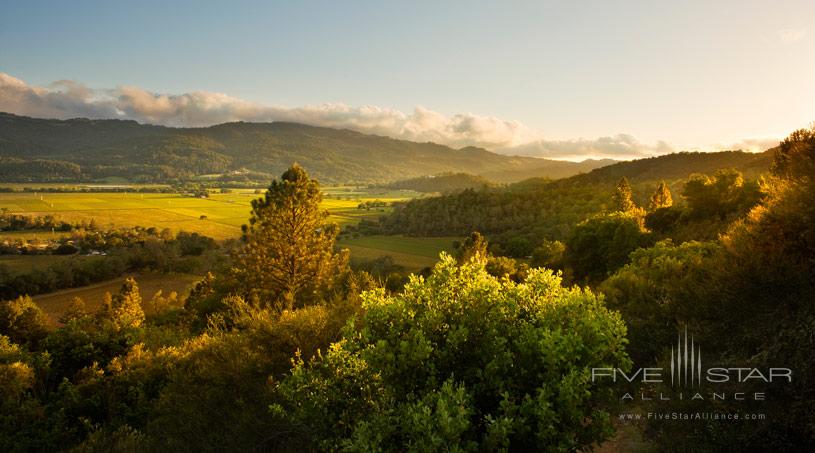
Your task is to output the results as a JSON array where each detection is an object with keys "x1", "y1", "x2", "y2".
[
  {"x1": 341, "y1": 235, "x2": 460, "y2": 270},
  {"x1": 0, "y1": 186, "x2": 422, "y2": 240}
]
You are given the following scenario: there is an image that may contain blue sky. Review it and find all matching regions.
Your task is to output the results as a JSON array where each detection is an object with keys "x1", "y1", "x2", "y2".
[{"x1": 1, "y1": 0, "x2": 813, "y2": 159}]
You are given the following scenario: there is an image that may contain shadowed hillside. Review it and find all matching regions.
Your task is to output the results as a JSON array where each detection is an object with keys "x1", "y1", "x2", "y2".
[{"x1": 0, "y1": 112, "x2": 612, "y2": 184}]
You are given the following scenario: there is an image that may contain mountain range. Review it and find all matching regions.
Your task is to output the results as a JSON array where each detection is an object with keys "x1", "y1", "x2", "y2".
[{"x1": 0, "y1": 112, "x2": 614, "y2": 184}]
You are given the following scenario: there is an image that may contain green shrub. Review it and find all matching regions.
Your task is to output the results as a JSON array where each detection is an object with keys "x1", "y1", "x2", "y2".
[{"x1": 279, "y1": 254, "x2": 630, "y2": 451}]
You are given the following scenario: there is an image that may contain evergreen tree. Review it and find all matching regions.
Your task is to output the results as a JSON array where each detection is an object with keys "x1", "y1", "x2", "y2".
[
  {"x1": 59, "y1": 297, "x2": 87, "y2": 324},
  {"x1": 105, "y1": 277, "x2": 145, "y2": 329},
  {"x1": 648, "y1": 181, "x2": 673, "y2": 211},
  {"x1": 231, "y1": 165, "x2": 348, "y2": 311},
  {"x1": 454, "y1": 231, "x2": 488, "y2": 264},
  {"x1": 612, "y1": 177, "x2": 636, "y2": 212}
]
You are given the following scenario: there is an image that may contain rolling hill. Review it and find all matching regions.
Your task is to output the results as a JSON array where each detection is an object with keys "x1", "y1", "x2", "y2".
[
  {"x1": 0, "y1": 112, "x2": 611, "y2": 184},
  {"x1": 510, "y1": 149, "x2": 774, "y2": 191},
  {"x1": 377, "y1": 147, "x2": 776, "y2": 245}
]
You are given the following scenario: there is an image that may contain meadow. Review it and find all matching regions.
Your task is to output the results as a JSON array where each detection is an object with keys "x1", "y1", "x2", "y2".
[
  {"x1": 340, "y1": 235, "x2": 460, "y2": 270},
  {"x1": 0, "y1": 186, "x2": 421, "y2": 240}
]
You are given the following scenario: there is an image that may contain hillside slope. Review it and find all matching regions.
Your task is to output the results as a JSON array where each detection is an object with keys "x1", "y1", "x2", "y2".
[
  {"x1": 378, "y1": 149, "x2": 775, "y2": 246},
  {"x1": 0, "y1": 112, "x2": 610, "y2": 184}
]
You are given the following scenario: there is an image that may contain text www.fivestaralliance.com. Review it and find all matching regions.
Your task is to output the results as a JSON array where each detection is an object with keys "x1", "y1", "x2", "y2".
[{"x1": 619, "y1": 412, "x2": 766, "y2": 421}]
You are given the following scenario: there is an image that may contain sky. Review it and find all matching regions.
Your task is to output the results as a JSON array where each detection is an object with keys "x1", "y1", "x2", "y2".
[{"x1": 1, "y1": 0, "x2": 813, "y2": 160}]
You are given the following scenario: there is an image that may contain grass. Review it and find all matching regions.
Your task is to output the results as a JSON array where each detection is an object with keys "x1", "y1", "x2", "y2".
[
  {"x1": 0, "y1": 183, "x2": 157, "y2": 190},
  {"x1": 33, "y1": 272, "x2": 201, "y2": 324},
  {"x1": 340, "y1": 235, "x2": 459, "y2": 270},
  {"x1": 0, "y1": 187, "x2": 423, "y2": 240}
]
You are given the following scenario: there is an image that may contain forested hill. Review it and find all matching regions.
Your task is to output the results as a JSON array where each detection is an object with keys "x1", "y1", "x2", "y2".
[
  {"x1": 377, "y1": 148, "x2": 775, "y2": 253},
  {"x1": 566, "y1": 149, "x2": 773, "y2": 184},
  {"x1": 0, "y1": 112, "x2": 610, "y2": 184}
]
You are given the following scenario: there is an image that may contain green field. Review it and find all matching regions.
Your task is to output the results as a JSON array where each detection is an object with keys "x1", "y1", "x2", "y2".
[
  {"x1": 0, "y1": 187, "x2": 453, "y2": 270},
  {"x1": 0, "y1": 187, "x2": 423, "y2": 240},
  {"x1": 340, "y1": 235, "x2": 459, "y2": 270}
]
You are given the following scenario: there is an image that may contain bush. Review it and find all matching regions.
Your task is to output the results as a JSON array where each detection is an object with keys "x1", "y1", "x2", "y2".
[{"x1": 279, "y1": 254, "x2": 630, "y2": 451}]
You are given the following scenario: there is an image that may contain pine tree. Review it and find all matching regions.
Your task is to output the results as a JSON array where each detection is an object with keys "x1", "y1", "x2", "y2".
[
  {"x1": 59, "y1": 297, "x2": 87, "y2": 324},
  {"x1": 231, "y1": 165, "x2": 348, "y2": 312},
  {"x1": 101, "y1": 277, "x2": 145, "y2": 329},
  {"x1": 648, "y1": 181, "x2": 673, "y2": 211},
  {"x1": 612, "y1": 177, "x2": 636, "y2": 212}
]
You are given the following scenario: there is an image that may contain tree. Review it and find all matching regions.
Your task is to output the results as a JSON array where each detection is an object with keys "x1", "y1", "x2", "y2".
[
  {"x1": 771, "y1": 126, "x2": 815, "y2": 180},
  {"x1": 531, "y1": 239, "x2": 565, "y2": 269},
  {"x1": 454, "y1": 231, "x2": 488, "y2": 264},
  {"x1": 100, "y1": 277, "x2": 144, "y2": 329},
  {"x1": 565, "y1": 212, "x2": 654, "y2": 282},
  {"x1": 600, "y1": 240, "x2": 719, "y2": 364},
  {"x1": 59, "y1": 297, "x2": 87, "y2": 324},
  {"x1": 230, "y1": 165, "x2": 348, "y2": 312},
  {"x1": 682, "y1": 169, "x2": 761, "y2": 220},
  {"x1": 0, "y1": 296, "x2": 50, "y2": 348},
  {"x1": 279, "y1": 255, "x2": 630, "y2": 451},
  {"x1": 485, "y1": 256, "x2": 517, "y2": 278},
  {"x1": 648, "y1": 181, "x2": 673, "y2": 211},
  {"x1": 612, "y1": 177, "x2": 636, "y2": 212}
]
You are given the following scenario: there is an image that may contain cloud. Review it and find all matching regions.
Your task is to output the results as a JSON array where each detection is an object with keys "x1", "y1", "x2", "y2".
[
  {"x1": 497, "y1": 134, "x2": 674, "y2": 161},
  {"x1": 0, "y1": 72, "x2": 533, "y2": 149},
  {"x1": 777, "y1": 28, "x2": 807, "y2": 43},
  {"x1": 713, "y1": 137, "x2": 780, "y2": 153},
  {"x1": 498, "y1": 134, "x2": 782, "y2": 161}
]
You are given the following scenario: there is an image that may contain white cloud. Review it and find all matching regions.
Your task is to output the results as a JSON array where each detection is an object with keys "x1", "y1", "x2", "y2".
[
  {"x1": 712, "y1": 137, "x2": 780, "y2": 153},
  {"x1": 777, "y1": 28, "x2": 807, "y2": 43},
  {"x1": 497, "y1": 134, "x2": 674, "y2": 161},
  {"x1": 0, "y1": 72, "x2": 533, "y2": 149}
]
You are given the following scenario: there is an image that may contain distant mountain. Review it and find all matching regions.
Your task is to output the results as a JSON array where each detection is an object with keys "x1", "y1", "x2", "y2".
[{"x1": 0, "y1": 112, "x2": 612, "y2": 184}]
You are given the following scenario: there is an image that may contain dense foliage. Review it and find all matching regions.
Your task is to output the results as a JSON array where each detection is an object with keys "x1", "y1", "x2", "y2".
[
  {"x1": 378, "y1": 150, "x2": 770, "y2": 257},
  {"x1": 598, "y1": 127, "x2": 815, "y2": 450},
  {"x1": 279, "y1": 255, "x2": 630, "y2": 451},
  {"x1": 382, "y1": 172, "x2": 495, "y2": 193},
  {"x1": 564, "y1": 211, "x2": 654, "y2": 283}
]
